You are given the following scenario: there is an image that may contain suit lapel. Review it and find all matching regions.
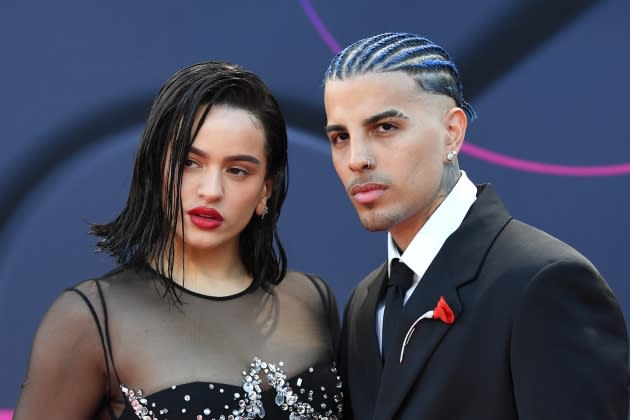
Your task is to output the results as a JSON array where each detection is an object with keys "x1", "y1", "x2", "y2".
[
  {"x1": 373, "y1": 184, "x2": 512, "y2": 420},
  {"x1": 354, "y1": 263, "x2": 388, "y2": 394}
]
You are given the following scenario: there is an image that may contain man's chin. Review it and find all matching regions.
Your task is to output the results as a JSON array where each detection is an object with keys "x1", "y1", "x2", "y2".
[{"x1": 358, "y1": 211, "x2": 395, "y2": 232}]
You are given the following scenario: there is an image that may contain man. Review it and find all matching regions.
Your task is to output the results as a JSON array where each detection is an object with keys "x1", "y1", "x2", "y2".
[{"x1": 323, "y1": 32, "x2": 628, "y2": 419}]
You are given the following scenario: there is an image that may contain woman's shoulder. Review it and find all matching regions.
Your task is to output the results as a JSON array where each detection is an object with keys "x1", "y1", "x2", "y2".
[
  {"x1": 69, "y1": 265, "x2": 145, "y2": 293},
  {"x1": 277, "y1": 270, "x2": 341, "y2": 348},
  {"x1": 277, "y1": 270, "x2": 338, "y2": 312},
  {"x1": 27, "y1": 275, "x2": 115, "y2": 371},
  {"x1": 280, "y1": 269, "x2": 332, "y2": 294},
  {"x1": 44, "y1": 283, "x2": 101, "y2": 330}
]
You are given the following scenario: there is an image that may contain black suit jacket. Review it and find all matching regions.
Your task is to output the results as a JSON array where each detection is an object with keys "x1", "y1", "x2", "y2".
[{"x1": 339, "y1": 184, "x2": 629, "y2": 419}]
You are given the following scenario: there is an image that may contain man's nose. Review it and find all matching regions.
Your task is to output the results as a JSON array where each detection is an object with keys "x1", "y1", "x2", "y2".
[{"x1": 348, "y1": 138, "x2": 374, "y2": 172}]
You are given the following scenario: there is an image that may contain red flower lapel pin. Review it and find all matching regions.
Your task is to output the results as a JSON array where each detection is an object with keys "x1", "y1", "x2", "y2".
[{"x1": 399, "y1": 296, "x2": 455, "y2": 364}]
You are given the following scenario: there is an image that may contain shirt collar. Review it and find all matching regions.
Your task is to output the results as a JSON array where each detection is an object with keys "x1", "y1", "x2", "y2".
[{"x1": 387, "y1": 171, "x2": 477, "y2": 278}]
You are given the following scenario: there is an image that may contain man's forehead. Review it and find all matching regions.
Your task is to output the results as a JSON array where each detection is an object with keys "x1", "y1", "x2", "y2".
[{"x1": 329, "y1": 74, "x2": 441, "y2": 109}]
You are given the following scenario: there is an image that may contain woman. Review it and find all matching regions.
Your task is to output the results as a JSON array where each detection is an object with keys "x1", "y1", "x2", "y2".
[{"x1": 14, "y1": 62, "x2": 342, "y2": 419}]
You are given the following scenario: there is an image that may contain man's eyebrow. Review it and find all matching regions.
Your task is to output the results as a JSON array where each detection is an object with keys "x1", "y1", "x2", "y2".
[
  {"x1": 324, "y1": 109, "x2": 408, "y2": 134},
  {"x1": 325, "y1": 124, "x2": 345, "y2": 134},
  {"x1": 188, "y1": 147, "x2": 261, "y2": 164},
  {"x1": 363, "y1": 109, "x2": 408, "y2": 126}
]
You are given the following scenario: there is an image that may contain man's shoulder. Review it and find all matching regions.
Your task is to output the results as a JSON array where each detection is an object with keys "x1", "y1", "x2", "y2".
[
  {"x1": 364, "y1": 261, "x2": 387, "y2": 279},
  {"x1": 351, "y1": 262, "x2": 387, "y2": 293},
  {"x1": 489, "y1": 218, "x2": 596, "y2": 275},
  {"x1": 341, "y1": 262, "x2": 386, "y2": 318}
]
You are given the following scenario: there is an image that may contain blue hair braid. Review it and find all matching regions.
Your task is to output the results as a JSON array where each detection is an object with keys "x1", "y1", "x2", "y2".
[{"x1": 324, "y1": 32, "x2": 477, "y2": 120}]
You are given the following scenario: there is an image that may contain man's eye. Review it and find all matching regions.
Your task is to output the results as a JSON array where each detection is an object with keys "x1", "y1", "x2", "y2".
[
  {"x1": 329, "y1": 132, "x2": 349, "y2": 145},
  {"x1": 377, "y1": 122, "x2": 396, "y2": 132}
]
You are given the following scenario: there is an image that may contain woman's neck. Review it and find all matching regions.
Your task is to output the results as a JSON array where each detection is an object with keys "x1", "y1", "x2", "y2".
[{"x1": 153, "y1": 240, "x2": 252, "y2": 297}]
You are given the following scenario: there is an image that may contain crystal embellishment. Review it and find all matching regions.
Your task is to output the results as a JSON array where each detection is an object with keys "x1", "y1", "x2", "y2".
[{"x1": 120, "y1": 358, "x2": 342, "y2": 419}]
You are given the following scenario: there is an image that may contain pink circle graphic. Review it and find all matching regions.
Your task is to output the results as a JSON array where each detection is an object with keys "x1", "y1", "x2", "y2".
[{"x1": 300, "y1": 0, "x2": 630, "y2": 177}]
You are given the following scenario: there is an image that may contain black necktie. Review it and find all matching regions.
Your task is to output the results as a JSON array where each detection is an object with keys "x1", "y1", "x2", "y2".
[{"x1": 382, "y1": 258, "x2": 415, "y2": 362}]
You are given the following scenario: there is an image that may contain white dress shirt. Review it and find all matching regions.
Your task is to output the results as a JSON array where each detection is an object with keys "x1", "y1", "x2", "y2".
[{"x1": 377, "y1": 171, "x2": 477, "y2": 353}]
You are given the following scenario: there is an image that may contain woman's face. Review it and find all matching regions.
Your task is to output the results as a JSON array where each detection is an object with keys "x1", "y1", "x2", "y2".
[{"x1": 173, "y1": 105, "x2": 270, "y2": 254}]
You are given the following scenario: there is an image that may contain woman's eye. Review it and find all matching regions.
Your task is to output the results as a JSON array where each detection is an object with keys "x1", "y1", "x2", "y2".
[
  {"x1": 184, "y1": 158, "x2": 198, "y2": 167},
  {"x1": 228, "y1": 167, "x2": 248, "y2": 176}
]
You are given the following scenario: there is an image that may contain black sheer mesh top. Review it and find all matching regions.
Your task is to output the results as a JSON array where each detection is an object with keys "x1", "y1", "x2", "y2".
[{"x1": 20, "y1": 265, "x2": 342, "y2": 419}]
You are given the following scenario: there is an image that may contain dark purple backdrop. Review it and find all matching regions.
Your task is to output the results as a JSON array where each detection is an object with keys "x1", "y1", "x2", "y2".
[{"x1": 1, "y1": 0, "x2": 628, "y2": 413}]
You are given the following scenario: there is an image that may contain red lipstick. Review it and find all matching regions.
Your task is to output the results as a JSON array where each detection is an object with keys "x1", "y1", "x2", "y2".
[{"x1": 188, "y1": 207, "x2": 223, "y2": 229}]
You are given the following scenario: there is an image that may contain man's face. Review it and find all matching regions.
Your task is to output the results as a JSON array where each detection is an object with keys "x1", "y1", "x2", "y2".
[{"x1": 324, "y1": 71, "x2": 462, "y2": 249}]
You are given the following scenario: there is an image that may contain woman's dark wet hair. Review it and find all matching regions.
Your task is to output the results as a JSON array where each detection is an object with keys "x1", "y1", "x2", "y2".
[{"x1": 91, "y1": 61, "x2": 288, "y2": 298}]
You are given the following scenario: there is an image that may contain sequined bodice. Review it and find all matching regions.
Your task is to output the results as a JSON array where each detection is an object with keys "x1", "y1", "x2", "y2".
[
  {"x1": 120, "y1": 359, "x2": 342, "y2": 419},
  {"x1": 59, "y1": 267, "x2": 343, "y2": 420}
]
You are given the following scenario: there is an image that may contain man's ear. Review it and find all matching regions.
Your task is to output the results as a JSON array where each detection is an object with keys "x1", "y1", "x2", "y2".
[{"x1": 444, "y1": 107, "x2": 467, "y2": 152}]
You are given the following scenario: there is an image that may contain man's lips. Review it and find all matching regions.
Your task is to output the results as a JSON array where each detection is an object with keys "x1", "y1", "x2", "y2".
[
  {"x1": 188, "y1": 207, "x2": 223, "y2": 229},
  {"x1": 350, "y1": 183, "x2": 387, "y2": 205}
]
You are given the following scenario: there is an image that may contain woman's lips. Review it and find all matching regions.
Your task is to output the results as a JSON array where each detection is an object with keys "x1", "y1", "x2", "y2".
[{"x1": 188, "y1": 207, "x2": 223, "y2": 229}]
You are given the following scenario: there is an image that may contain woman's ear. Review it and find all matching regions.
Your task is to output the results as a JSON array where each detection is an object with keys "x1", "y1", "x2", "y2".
[{"x1": 255, "y1": 179, "x2": 273, "y2": 216}]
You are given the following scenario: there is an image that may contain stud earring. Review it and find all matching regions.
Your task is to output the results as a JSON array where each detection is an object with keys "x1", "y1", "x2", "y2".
[{"x1": 446, "y1": 150, "x2": 457, "y2": 161}]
